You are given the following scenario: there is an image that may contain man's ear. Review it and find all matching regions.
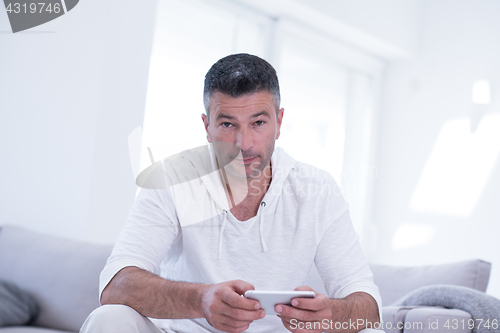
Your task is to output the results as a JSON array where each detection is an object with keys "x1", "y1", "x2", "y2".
[
  {"x1": 275, "y1": 108, "x2": 284, "y2": 140},
  {"x1": 201, "y1": 113, "x2": 211, "y2": 143}
]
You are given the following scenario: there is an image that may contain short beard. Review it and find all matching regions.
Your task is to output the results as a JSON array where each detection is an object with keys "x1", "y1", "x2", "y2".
[{"x1": 213, "y1": 141, "x2": 275, "y2": 180}]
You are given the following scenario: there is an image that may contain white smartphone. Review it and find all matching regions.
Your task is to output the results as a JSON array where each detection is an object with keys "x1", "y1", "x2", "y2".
[{"x1": 244, "y1": 290, "x2": 316, "y2": 315}]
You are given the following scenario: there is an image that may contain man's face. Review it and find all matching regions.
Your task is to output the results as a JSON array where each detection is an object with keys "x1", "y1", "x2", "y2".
[{"x1": 202, "y1": 91, "x2": 284, "y2": 179}]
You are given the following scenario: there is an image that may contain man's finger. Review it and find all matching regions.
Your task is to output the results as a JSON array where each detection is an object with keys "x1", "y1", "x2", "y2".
[
  {"x1": 290, "y1": 294, "x2": 330, "y2": 311},
  {"x1": 216, "y1": 312, "x2": 254, "y2": 327},
  {"x1": 221, "y1": 289, "x2": 260, "y2": 310},
  {"x1": 212, "y1": 317, "x2": 250, "y2": 333},
  {"x1": 276, "y1": 304, "x2": 317, "y2": 322},
  {"x1": 231, "y1": 279, "x2": 255, "y2": 295},
  {"x1": 222, "y1": 305, "x2": 265, "y2": 322},
  {"x1": 294, "y1": 285, "x2": 315, "y2": 292},
  {"x1": 277, "y1": 314, "x2": 292, "y2": 324}
]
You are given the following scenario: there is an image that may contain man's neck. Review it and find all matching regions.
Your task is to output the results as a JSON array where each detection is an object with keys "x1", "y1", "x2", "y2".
[{"x1": 221, "y1": 162, "x2": 272, "y2": 209}]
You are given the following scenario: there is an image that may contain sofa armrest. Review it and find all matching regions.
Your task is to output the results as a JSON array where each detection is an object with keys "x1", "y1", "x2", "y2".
[
  {"x1": 370, "y1": 260, "x2": 491, "y2": 305},
  {"x1": 382, "y1": 306, "x2": 424, "y2": 333},
  {"x1": 0, "y1": 226, "x2": 113, "y2": 332},
  {"x1": 403, "y1": 307, "x2": 472, "y2": 333}
]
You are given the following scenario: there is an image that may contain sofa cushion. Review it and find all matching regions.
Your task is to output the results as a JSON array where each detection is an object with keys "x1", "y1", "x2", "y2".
[
  {"x1": 0, "y1": 327, "x2": 73, "y2": 333},
  {"x1": 370, "y1": 259, "x2": 491, "y2": 305},
  {"x1": 0, "y1": 226, "x2": 112, "y2": 332},
  {"x1": 403, "y1": 307, "x2": 472, "y2": 333},
  {"x1": 0, "y1": 280, "x2": 38, "y2": 327}
]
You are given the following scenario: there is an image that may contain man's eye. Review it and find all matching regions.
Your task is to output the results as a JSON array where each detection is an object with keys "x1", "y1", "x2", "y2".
[
  {"x1": 255, "y1": 120, "x2": 265, "y2": 126},
  {"x1": 221, "y1": 122, "x2": 232, "y2": 128}
]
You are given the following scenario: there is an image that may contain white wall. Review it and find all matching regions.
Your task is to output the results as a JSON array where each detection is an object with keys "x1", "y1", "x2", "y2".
[
  {"x1": 236, "y1": 0, "x2": 421, "y2": 59},
  {"x1": 373, "y1": 0, "x2": 500, "y2": 297},
  {"x1": 295, "y1": 0, "x2": 421, "y2": 58},
  {"x1": 0, "y1": 0, "x2": 157, "y2": 244}
]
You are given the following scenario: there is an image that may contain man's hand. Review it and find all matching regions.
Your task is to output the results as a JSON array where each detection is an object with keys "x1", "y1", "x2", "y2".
[
  {"x1": 276, "y1": 286, "x2": 380, "y2": 333},
  {"x1": 200, "y1": 280, "x2": 265, "y2": 333},
  {"x1": 276, "y1": 286, "x2": 332, "y2": 333}
]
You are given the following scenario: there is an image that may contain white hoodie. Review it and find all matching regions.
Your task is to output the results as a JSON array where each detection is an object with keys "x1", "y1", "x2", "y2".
[{"x1": 100, "y1": 145, "x2": 382, "y2": 332}]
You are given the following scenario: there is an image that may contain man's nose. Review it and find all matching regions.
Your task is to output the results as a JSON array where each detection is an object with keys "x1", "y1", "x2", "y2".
[{"x1": 235, "y1": 128, "x2": 253, "y2": 151}]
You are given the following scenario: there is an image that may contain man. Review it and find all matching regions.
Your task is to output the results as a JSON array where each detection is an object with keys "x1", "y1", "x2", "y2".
[{"x1": 81, "y1": 53, "x2": 382, "y2": 333}]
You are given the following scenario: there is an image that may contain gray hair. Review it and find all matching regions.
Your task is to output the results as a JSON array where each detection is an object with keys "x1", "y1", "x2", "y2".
[{"x1": 203, "y1": 53, "x2": 280, "y2": 120}]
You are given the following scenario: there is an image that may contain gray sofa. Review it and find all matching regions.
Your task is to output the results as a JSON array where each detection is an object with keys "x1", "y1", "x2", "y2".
[
  {"x1": 0, "y1": 226, "x2": 112, "y2": 333},
  {"x1": 307, "y1": 258, "x2": 491, "y2": 333},
  {"x1": 371, "y1": 260, "x2": 491, "y2": 333},
  {"x1": 0, "y1": 225, "x2": 492, "y2": 332}
]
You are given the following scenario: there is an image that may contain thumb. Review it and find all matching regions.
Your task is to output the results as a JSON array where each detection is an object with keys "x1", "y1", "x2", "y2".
[
  {"x1": 230, "y1": 280, "x2": 255, "y2": 295},
  {"x1": 294, "y1": 285, "x2": 315, "y2": 292}
]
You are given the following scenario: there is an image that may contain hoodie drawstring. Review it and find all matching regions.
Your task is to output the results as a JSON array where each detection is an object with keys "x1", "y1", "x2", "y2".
[
  {"x1": 218, "y1": 202, "x2": 267, "y2": 259},
  {"x1": 259, "y1": 201, "x2": 268, "y2": 252},
  {"x1": 218, "y1": 210, "x2": 228, "y2": 259}
]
